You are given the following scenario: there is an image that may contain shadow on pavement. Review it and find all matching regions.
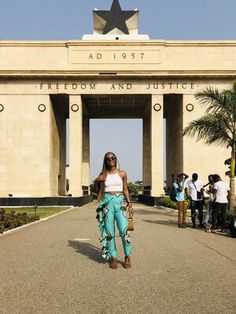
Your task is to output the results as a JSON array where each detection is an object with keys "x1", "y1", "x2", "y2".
[
  {"x1": 143, "y1": 219, "x2": 230, "y2": 236},
  {"x1": 143, "y1": 219, "x2": 178, "y2": 228},
  {"x1": 68, "y1": 240, "x2": 105, "y2": 264},
  {"x1": 135, "y1": 209, "x2": 161, "y2": 215}
]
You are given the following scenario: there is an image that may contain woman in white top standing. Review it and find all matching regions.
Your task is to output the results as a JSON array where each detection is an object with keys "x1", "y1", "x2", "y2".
[{"x1": 95, "y1": 152, "x2": 133, "y2": 270}]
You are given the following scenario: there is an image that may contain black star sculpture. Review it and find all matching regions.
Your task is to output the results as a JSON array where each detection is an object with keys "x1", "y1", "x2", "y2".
[{"x1": 94, "y1": 0, "x2": 137, "y2": 35}]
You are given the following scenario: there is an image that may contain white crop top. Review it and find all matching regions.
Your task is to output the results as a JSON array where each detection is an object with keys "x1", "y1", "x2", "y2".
[{"x1": 105, "y1": 172, "x2": 123, "y2": 192}]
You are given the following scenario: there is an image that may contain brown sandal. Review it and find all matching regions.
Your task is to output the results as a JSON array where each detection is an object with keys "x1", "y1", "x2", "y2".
[
  {"x1": 124, "y1": 256, "x2": 131, "y2": 269},
  {"x1": 109, "y1": 258, "x2": 118, "y2": 269}
]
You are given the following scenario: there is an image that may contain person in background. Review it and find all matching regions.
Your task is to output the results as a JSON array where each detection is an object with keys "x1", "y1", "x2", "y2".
[
  {"x1": 206, "y1": 174, "x2": 230, "y2": 233},
  {"x1": 185, "y1": 173, "x2": 204, "y2": 228},
  {"x1": 95, "y1": 152, "x2": 134, "y2": 269},
  {"x1": 173, "y1": 173, "x2": 189, "y2": 228},
  {"x1": 203, "y1": 174, "x2": 214, "y2": 226}
]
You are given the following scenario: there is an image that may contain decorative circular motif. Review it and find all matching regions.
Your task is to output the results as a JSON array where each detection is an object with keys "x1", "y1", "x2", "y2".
[
  {"x1": 38, "y1": 104, "x2": 46, "y2": 112},
  {"x1": 153, "y1": 103, "x2": 162, "y2": 112},
  {"x1": 71, "y1": 104, "x2": 79, "y2": 112},
  {"x1": 186, "y1": 103, "x2": 194, "y2": 112},
  {"x1": 0, "y1": 104, "x2": 4, "y2": 112}
]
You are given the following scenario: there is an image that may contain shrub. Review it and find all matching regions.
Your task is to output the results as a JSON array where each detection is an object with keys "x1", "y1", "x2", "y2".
[
  {"x1": 159, "y1": 196, "x2": 177, "y2": 209},
  {"x1": 226, "y1": 208, "x2": 236, "y2": 238},
  {"x1": 0, "y1": 208, "x2": 39, "y2": 234},
  {"x1": 158, "y1": 196, "x2": 190, "y2": 209},
  {"x1": 127, "y1": 182, "x2": 140, "y2": 198},
  {"x1": 227, "y1": 208, "x2": 236, "y2": 220}
]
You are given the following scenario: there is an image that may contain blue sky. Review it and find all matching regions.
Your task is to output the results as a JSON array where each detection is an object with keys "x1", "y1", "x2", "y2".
[
  {"x1": 1, "y1": 0, "x2": 236, "y2": 40},
  {"x1": 0, "y1": 0, "x2": 236, "y2": 182}
]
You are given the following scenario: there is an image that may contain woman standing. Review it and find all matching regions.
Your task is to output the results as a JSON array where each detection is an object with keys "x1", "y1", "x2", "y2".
[
  {"x1": 173, "y1": 173, "x2": 188, "y2": 228},
  {"x1": 95, "y1": 152, "x2": 134, "y2": 269}
]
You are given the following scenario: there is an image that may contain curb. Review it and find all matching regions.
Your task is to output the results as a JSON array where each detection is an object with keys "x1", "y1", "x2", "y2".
[
  {"x1": 0, "y1": 206, "x2": 75, "y2": 238},
  {"x1": 157, "y1": 206, "x2": 192, "y2": 213},
  {"x1": 157, "y1": 205, "x2": 177, "y2": 213}
]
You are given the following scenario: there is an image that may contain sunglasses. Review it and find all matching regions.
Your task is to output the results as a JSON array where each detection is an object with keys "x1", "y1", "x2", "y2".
[{"x1": 105, "y1": 156, "x2": 116, "y2": 162}]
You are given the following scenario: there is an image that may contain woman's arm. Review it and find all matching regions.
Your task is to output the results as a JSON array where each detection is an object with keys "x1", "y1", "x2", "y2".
[
  {"x1": 176, "y1": 181, "x2": 183, "y2": 192},
  {"x1": 94, "y1": 173, "x2": 106, "y2": 199},
  {"x1": 185, "y1": 185, "x2": 191, "y2": 200},
  {"x1": 120, "y1": 170, "x2": 134, "y2": 215}
]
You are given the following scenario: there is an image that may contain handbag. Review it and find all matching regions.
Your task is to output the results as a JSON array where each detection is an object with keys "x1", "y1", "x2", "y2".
[
  {"x1": 192, "y1": 180, "x2": 202, "y2": 200},
  {"x1": 127, "y1": 215, "x2": 134, "y2": 231},
  {"x1": 197, "y1": 191, "x2": 202, "y2": 199},
  {"x1": 170, "y1": 185, "x2": 177, "y2": 202}
]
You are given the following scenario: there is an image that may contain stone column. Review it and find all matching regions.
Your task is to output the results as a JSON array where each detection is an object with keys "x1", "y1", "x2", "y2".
[
  {"x1": 69, "y1": 95, "x2": 83, "y2": 196},
  {"x1": 182, "y1": 94, "x2": 228, "y2": 183},
  {"x1": 143, "y1": 114, "x2": 151, "y2": 192},
  {"x1": 82, "y1": 115, "x2": 90, "y2": 193},
  {"x1": 182, "y1": 94, "x2": 196, "y2": 175},
  {"x1": 165, "y1": 94, "x2": 183, "y2": 189},
  {"x1": 151, "y1": 95, "x2": 164, "y2": 196},
  {"x1": 0, "y1": 94, "x2": 52, "y2": 197}
]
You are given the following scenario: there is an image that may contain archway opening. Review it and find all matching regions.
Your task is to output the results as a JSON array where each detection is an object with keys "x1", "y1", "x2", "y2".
[
  {"x1": 90, "y1": 118, "x2": 143, "y2": 184},
  {"x1": 83, "y1": 94, "x2": 150, "y2": 196}
]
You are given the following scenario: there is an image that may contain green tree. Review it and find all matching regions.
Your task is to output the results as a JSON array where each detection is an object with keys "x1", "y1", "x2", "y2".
[
  {"x1": 127, "y1": 182, "x2": 139, "y2": 197},
  {"x1": 183, "y1": 82, "x2": 236, "y2": 210}
]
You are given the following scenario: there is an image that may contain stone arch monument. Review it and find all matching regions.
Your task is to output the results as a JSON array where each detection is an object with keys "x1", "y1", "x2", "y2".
[{"x1": 0, "y1": 0, "x2": 235, "y2": 205}]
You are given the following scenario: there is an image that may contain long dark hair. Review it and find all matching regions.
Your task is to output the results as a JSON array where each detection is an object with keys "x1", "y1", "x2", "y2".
[
  {"x1": 101, "y1": 152, "x2": 118, "y2": 174},
  {"x1": 98, "y1": 152, "x2": 119, "y2": 199}
]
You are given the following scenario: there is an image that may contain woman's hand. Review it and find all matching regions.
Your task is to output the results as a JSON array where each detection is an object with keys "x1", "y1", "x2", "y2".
[{"x1": 127, "y1": 203, "x2": 134, "y2": 216}]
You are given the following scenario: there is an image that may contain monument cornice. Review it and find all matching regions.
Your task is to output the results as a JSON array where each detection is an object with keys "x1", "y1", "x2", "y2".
[
  {"x1": 0, "y1": 41, "x2": 68, "y2": 47},
  {"x1": 0, "y1": 40, "x2": 236, "y2": 48},
  {"x1": 68, "y1": 40, "x2": 236, "y2": 48},
  {"x1": 0, "y1": 70, "x2": 236, "y2": 79}
]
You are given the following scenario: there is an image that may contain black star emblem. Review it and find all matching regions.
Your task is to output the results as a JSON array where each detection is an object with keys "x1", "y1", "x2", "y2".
[{"x1": 94, "y1": 0, "x2": 137, "y2": 35}]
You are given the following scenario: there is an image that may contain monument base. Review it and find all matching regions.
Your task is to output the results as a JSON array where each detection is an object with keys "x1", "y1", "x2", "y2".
[
  {"x1": 138, "y1": 195, "x2": 161, "y2": 207},
  {"x1": 0, "y1": 195, "x2": 94, "y2": 207}
]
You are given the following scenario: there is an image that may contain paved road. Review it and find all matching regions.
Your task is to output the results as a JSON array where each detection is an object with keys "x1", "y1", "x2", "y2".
[{"x1": 0, "y1": 202, "x2": 236, "y2": 314}]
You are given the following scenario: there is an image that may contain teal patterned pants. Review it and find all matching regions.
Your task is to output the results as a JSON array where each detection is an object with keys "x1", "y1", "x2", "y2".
[{"x1": 96, "y1": 193, "x2": 131, "y2": 260}]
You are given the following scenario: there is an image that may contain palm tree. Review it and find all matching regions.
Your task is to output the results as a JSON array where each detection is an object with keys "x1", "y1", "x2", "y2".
[{"x1": 183, "y1": 82, "x2": 236, "y2": 210}]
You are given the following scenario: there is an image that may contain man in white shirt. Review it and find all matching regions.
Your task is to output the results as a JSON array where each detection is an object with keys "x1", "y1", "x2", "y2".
[
  {"x1": 185, "y1": 173, "x2": 204, "y2": 228},
  {"x1": 210, "y1": 174, "x2": 230, "y2": 232}
]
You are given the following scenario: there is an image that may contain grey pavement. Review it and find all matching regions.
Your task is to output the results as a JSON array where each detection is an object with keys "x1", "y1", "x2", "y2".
[{"x1": 0, "y1": 202, "x2": 236, "y2": 314}]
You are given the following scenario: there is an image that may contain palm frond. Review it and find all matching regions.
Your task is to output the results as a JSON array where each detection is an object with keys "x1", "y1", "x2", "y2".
[
  {"x1": 183, "y1": 114, "x2": 231, "y2": 146},
  {"x1": 196, "y1": 85, "x2": 236, "y2": 117},
  {"x1": 233, "y1": 81, "x2": 236, "y2": 93},
  {"x1": 185, "y1": 82, "x2": 236, "y2": 153},
  {"x1": 224, "y1": 90, "x2": 236, "y2": 116},
  {"x1": 195, "y1": 87, "x2": 226, "y2": 113}
]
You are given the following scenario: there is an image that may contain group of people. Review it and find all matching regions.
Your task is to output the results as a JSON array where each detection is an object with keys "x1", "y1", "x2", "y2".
[{"x1": 173, "y1": 172, "x2": 230, "y2": 232}]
